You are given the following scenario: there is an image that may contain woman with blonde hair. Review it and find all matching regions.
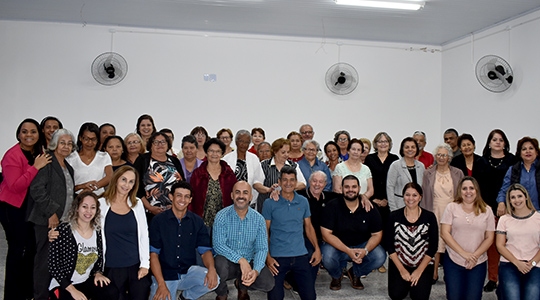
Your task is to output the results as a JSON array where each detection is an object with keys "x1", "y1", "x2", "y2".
[
  {"x1": 99, "y1": 166, "x2": 150, "y2": 300},
  {"x1": 496, "y1": 184, "x2": 540, "y2": 300},
  {"x1": 441, "y1": 177, "x2": 495, "y2": 300},
  {"x1": 124, "y1": 133, "x2": 145, "y2": 165}
]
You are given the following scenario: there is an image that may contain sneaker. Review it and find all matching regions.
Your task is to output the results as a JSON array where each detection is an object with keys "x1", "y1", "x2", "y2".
[
  {"x1": 330, "y1": 277, "x2": 342, "y2": 290},
  {"x1": 483, "y1": 280, "x2": 497, "y2": 292},
  {"x1": 347, "y1": 267, "x2": 365, "y2": 290}
]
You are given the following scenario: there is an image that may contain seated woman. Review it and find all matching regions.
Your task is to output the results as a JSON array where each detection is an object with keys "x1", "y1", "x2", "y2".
[
  {"x1": 217, "y1": 128, "x2": 234, "y2": 156},
  {"x1": 99, "y1": 166, "x2": 150, "y2": 300},
  {"x1": 248, "y1": 127, "x2": 266, "y2": 155},
  {"x1": 190, "y1": 138, "x2": 237, "y2": 228},
  {"x1": 441, "y1": 177, "x2": 495, "y2": 300},
  {"x1": 496, "y1": 183, "x2": 540, "y2": 300},
  {"x1": 102, "y1": 135, "x2": 130, "y2": 171},
  {"x1": 48, "y1": 192, "x2": 111, "y2": 300},
  {"x1": 136, "y1": 114, "x2": 157, "y2": 145},
  {"x1": 28, "y1": 128, "x2": 77, "y2": 300},
  {"x1": 67, "y1": 122, "x2": 113, "y2": 195},
  {"x1": 179, "y1": 135, "x2": 203, "y2": 183},
  {"x1": 385, "y1": 183, "x2": 438, "y2": 300},
  {"x1": 387, "y1": 137, "x2": 425, "y2": 212},
  {"x1": 133, "y1": 132, "x2": 184, "y2": 222},
  {"x1": 190, "y1": 126, "x2": 210, "y2": 160},
  {"x1": 40, "y1": 116, "x2": 63, "y2": 149},
  {"x1": 124, "y1": 133, "x2": 145, "y2": 165},
  {"x1": 287, "y1": 131, "x2": 304, "y2": 163}
]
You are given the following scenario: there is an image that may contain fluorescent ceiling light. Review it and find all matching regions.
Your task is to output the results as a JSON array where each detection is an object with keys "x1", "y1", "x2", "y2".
[{"x1": 335, "y1": 0, "x2": 425, "y2": 10}]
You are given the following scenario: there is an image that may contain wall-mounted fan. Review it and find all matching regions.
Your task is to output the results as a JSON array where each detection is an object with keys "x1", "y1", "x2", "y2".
[
  {"x1": 325, "y1": 63, "x2": 358, "y2": 95},
  {"x1": 91, "y1": 52, "x2": 128, "y2": 86},
  {"x1": 475, "y1": 55, "x2": 514, "y2": 93}
]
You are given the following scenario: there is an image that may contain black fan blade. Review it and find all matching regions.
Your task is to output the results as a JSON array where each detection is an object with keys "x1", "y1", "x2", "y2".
[
  {"x1": 495, "y1": 65, "x2": 506, "y2": 76},
  {"x1": 335, "y1": 72, "x2": 346, "y2": 85},
  {"x1": 487, "y1": 71, "x2": 498, "y2": 80},
  {"x1": 104, "y1": 63, "x2": 116, "y2": 79},
  {"x1": 506, "y1": 75, "x2": 513, "y2": 84}
]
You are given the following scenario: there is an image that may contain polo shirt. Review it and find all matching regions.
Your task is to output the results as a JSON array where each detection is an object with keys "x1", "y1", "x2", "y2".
[
  {"x1": 297, "y1": 189, "x2": 339, "y2": 242},
  {"x1": 321, "y1": 197, "x2": 382, "y2": 246},
  {"x1": 212, "y1": 206, "x2": 268, "y2": 273},
  {"x1": 149, "y1": 209, "x2": 211, "y2": 280},
  {"x1": 262, "y1": 192, "x2": 310, "y2": 257}
]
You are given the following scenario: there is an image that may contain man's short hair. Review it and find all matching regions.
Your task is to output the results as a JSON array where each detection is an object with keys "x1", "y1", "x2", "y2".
[
  {"x1": 444, "y1": 128, "x2": 459, "y2": 136},
  {"x1": 170, "y1": 181, "x2": 193, "y2": 196},
  {"x1": 341, "y1": 175, "x2": 359, "y2": 187},
  {"x1": 309, "y1": 171, "x2": 327, "y2": 182},
  {"x1": 279, "y1": 166, "x2": 297, "y2": 180}
]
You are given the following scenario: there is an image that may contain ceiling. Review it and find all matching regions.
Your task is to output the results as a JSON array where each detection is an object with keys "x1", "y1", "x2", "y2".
[{"x1": 1, "y1": 0, "x2": 540, "y2": 45}]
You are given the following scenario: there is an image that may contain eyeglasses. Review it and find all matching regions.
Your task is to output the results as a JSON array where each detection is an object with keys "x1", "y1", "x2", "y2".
[
  {"x1": 304, "y1": 148, "x2": 317, "y2": 152},
  {"x1": 127, "y1": 140, "x2": 141, "y2": 146},
  {"x1": 301, "y1": 131, "x2": 313, "y2": 135},
  {"x1": 338, "y1": 138, "x2": 348, "y2": 142},
  {"x1": 153, "y1": 140, "x2": 167, "y2": 146},
  {"x1": 207, "y1": 149, "x2": 222, "y2": 154},
  {"x1": 81, "y1": 137, "x2": 97, "y2": 143},
  {"x1": 377, "y1": 140, "x2": 389, "y2": 144},
  {"x1": 436, "y1": 154, "x2": 449, "y2": 158},
  {"x1": 59, "y1": 141, "x2": 74, "y2": 147}
]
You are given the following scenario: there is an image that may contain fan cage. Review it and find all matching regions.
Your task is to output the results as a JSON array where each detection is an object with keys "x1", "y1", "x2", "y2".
[{"x1": 91, "y1": 52, "x2": 128, "y2": 86}]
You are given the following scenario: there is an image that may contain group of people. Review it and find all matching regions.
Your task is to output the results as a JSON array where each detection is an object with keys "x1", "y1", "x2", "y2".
[{"x1": 0, "y1": 115, "x2": 539, "y2": 300}]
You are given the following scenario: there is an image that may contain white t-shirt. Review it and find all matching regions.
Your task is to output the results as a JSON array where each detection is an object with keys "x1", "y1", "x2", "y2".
[{"x1": 66, "y1": 151, "x2": 112, "y2": 194}]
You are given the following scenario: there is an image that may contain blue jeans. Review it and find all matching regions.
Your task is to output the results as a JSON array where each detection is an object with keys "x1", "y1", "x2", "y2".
[
  {"x1": 443, "y1": 255, "x2": 486, "y2": 300},
  {"x1": 149, "y1": 266, "x2": 219, "y2": 300},
  {"x1": 498, "y1": 261, "x2": 540, "y2": 300},
  {"x1": 321, "y1": 242, "x2": 386, "y2": 279},
  {"x1": 267, "y1": 254, "x2": 316, "y2": 300}
]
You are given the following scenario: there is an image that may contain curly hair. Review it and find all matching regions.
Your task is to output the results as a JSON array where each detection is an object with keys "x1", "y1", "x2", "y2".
[{"x1": 68, "y1": 191, "x2": 101, "y2": 230}]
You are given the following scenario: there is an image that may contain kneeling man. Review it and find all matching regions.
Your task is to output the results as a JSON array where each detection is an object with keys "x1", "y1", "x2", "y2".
[
  {"x1": 321, "y1": 175, "x2": 386, "y2": 291},
  {"x1": 149, "y1": 181, "x2": 218, "y2": 300},
  {"x1": 213, "y1": 181, "x2": 275, "y2": 300}
]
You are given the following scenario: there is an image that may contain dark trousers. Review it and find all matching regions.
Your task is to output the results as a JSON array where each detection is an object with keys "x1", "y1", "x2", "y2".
[
  {"x1": 103, "y1": 263, "x2": 151, "y2": 300},
  {"x1": 284, "y1": 237, "x2": 319, "y2": 291},
  {"x1": 51, "y1": 276, "x2": 113, "y2": 300},
  {"x1": 443, "y1": 254, "x2": 486, "y2": 300},
  {"x1": 267, "y1": 255, "x2": 316, "y2": 300},
  {"x1": 0, "y1": 201, "x2": 35, "y2": 300},
  {"x1": 387, "y1": 259, "x2": 433, "y2": 300},
  {"x1": 34, "y1": 224, "x2": 51, "y2": 300},
  {"x1": 214, "y1": 255, "x2": 275, "y2": 296}
]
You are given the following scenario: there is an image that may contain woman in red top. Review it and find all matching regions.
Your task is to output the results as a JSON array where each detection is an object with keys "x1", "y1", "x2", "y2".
[
  {"x1": 0, "y1": 118, "x2": 51, "y2": 300},
  {"x1": 190, "y1": 138, "x2": 237, "y2": 228}
]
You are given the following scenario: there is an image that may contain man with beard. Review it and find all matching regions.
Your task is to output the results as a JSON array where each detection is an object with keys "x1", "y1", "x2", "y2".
[
  {"x1": 321, "y1": 175, "x2": 386, "y2": 291},
  {"x1": 413, "y1": 131, "x2": 435, "y2": 168},
  {"x1": 213, "y1": 181, "x2": 275, "y2": 300}
]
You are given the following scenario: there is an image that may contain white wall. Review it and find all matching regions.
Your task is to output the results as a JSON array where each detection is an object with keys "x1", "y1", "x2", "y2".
[
  {"x1": 0, "y1": 20, "x2": 442, "y2": 158},
  {"x1": 441, "y1": 9, "x2": 540, "y2": 152}
]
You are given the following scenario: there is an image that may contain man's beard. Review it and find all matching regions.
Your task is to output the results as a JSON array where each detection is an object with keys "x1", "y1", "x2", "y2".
[{"x1": 343, "y1": 193, "x2": 359, "y2": 202}]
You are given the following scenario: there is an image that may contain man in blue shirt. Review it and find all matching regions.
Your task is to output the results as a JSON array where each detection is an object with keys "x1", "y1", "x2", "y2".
[
  {"x1": 213, "y1": 181, "x2": 275, "y2": 300},
  {"x1": 149, "y1": 181, "x2": 219, "y2": 300},
  {"x1": 263, "y1": 166, "x2": 321, "y2": 300}
]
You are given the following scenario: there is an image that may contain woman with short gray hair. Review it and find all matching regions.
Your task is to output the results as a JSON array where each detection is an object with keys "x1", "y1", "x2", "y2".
[{"x1": 421, "y1": 143, "x2": 464, "y2": 283}]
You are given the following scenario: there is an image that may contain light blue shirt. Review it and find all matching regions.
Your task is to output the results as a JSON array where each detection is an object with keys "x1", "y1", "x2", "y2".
[
  {"x1": 262, "y1": 192, "x2": 310, "y2": 257},
  {"x1": 297, "y1": 157, "x2": 333, "y2": 191},
  {"x1": 497, "y1": 162, "x2": 539, "y2": 210},
  {"x1": 212, "y1": 206, "x2": 268, "y2": 273}
]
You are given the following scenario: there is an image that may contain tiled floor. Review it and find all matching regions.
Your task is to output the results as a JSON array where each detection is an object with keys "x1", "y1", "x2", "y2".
[{"x1": 0, "y1": 226, "x2": 498, "y2": 299}]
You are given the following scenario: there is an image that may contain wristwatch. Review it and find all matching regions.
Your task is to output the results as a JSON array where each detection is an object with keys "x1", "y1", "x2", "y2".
[
  {"x1": 364, "y1": 248, "x2": 369, "y2": 256},
  {"x1": 532, "y1": 261, "x2": 537, "y2": 267}
]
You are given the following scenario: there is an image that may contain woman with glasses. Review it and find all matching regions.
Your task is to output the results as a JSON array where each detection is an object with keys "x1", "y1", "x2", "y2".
[
  {"x1": 66, "y1": 122, "x2": 113, "y2": 195},
  {"x1": 124, "y1": 133, "x2": 145, "y2": 165},
  {"x1": 133, "y1": 132, "x2": 185, "y2": 222},
  {"x1": 421, "y1": 143, "x2": 464, "y2": 283},
  {"x1": 334, "y1": 130, "x2": 351, "y2": 162},
  {"x1": 217, "y1": 128, "x2": 234, "y2": 156},
  {"x1": 190, "y1": 138, "x2": 237, "y2": 228},
  {"x1": 191, "y1": 126, "x2": 210, "y2": 160}
]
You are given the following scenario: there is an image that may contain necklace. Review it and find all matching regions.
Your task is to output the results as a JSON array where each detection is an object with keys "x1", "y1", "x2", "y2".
[
  {"x1": 405, "y1": 207, "x2": 421, "y2": 223},
  {"x1": 488, "y1": 156, "x2": 504, "y2": 169}
]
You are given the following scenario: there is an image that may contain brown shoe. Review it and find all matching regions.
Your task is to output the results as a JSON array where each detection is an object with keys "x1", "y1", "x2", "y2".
[
  {"x1": 237, "y1": 288, "x2": 250, "y2": 300},
  {"x1": 329, "y1": 277, "x2": 342, "y2": 290},
  {"x1": 347, "y1": 267, "x2": 365, "y2": 290}
]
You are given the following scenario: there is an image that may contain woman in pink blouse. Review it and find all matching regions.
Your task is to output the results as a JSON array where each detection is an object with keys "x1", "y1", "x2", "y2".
[{"x1": 441, "y1": 176, "x2": 495, "y2": 300}]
